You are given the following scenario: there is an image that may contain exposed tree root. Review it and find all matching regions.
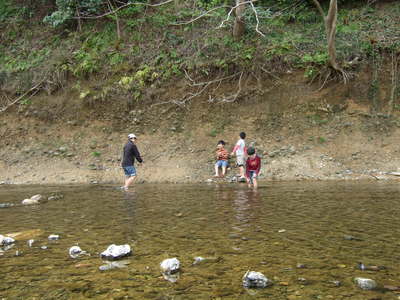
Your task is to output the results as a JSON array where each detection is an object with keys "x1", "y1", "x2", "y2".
[{"x1": 312, "y1": 66, "x2": 353, "y2": 91}]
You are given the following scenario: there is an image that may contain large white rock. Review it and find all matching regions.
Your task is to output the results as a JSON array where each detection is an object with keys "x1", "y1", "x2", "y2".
[
  {"x1": 100, "y1": 244, "x2": 131, "y2": 260},
  {"x1": 48, "y1": 234, "x2": 60, "y2": 240},
  {"x1": 22, "y1": 194, "x2": 43, "y2": 205},
  {"x1": 30, "y1": 194, "x2": 42, "y2": 201},
  {"x1": 160, "y1": 258, "x2": 180, "y2": 274},
  {"x1": 242, "y1": 271, "x2": 272, "y2": 288},
  {"x1": 69, "y1": 246, "x2": 87, "y2": 259},
  {"x1": 22, "y1": 199, "x2": 39, "y2": 205},
  {"x1": 0, "y1": 235, "x2": 15, "y2": 246},
  {"x1": 354, "y1": 277, "x2": 377, "y2": 290}
]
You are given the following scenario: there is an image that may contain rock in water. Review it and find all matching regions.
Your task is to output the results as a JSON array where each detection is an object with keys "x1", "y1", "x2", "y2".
[
  {"x1": 0, "y1": 203, "x2": 14, "y2": 208},
  {"x1": 100, "y1": 244, "x2": 131, "y2": 260},
  {"x1": 30, "y1": 194, "x2": 42, "y2": 202},
  {"x1": 27, "y1": 239, "x2": 35, "y2": 247},
  {"x1": 0, "y1": 235, "x2": 15, "y2": 246},
  {"x1": 160, "y1": 258, "x2": 180, "y2": 274},
  {"x1": 354, "y1": 277, "x2": 377, "y2": 290},
  {"x1": 22, "y1": 199, "x2": 39, "y2": 205},
  {"x1": 69, "y1": 246, "x2": 87, "y2": 259},
  {"x1": 48, "y1": 234, "x2": 60, "y2": 240},
  {"x1": 192, "y1": 256, "x2": 206, "y2": 265},
  {"x1": 242, "y1": 271, "x2": 272, "y2": 288},
  {"x1": 22, "y1": 194, "x2": 43, "y2": 205}
]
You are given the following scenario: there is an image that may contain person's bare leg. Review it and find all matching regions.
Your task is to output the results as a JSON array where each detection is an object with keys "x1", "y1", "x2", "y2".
[
  {"x1": 253, "y1": 178, "x2": 258, "y2": 189},
  {"x1": 124, "y1": 176, "x2": 136, "y2": 190},
  {"x1": 239, "y1": 166, "x2": 245, "y2": 178},
  {"x1": 214, "y1": 165, "x2": 220, "y2": 177},
  {"x1": 221, "y1": 166, "x2": 226, "y2": 177}
]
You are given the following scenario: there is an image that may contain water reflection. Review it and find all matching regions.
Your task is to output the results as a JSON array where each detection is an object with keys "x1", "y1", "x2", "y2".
[{"x1": 1, "y1": 182, "x2": 400, "y2": 299}]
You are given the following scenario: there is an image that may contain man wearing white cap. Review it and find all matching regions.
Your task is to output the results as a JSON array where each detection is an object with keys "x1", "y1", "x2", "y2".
[{"x1": 121, "y1": 133, "x2": 143, "y2": 190}]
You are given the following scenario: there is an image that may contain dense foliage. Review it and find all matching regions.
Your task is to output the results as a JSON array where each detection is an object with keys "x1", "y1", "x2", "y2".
[{"x1": 0, "y1": 0, "x2": 399, "y2": 102}]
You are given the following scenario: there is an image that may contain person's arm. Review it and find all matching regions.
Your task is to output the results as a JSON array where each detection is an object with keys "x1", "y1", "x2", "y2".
[
  {"x1": 245, "y1": 159, "x2": 250, "y2": 178},
  {"x1": 231, "y1": 142, "x2": 239, "y2": 155},
  {"x1": 132, "y1": 145, "x2": 143, "y2": 163},
  {"x1": 255, "y1": 156, "x2": 261, "y2": 175}
]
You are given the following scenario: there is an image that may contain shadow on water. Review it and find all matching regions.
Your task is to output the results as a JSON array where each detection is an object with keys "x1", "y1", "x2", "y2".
[{"x1": 0, "y1": 182, "x2": 399, "y2": 299}]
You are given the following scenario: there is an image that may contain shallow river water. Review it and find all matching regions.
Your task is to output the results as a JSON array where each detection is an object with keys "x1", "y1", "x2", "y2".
[{"x1": 1, "y1": 182, "x2": 400, "y2": 299}]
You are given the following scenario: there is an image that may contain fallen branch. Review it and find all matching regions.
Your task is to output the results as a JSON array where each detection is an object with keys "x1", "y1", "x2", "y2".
[
  {"x1": 152, "y1": 71, "x2": 244, "y2": 106},
  {"x1": 0, "y1": 79, "x2": 45, "y2": 113},
  {"x1": 208, "y1": 72, "x2": 244, "y2": 103},
  {"x1": 171, "y1": 5, "x2": 229, "y2": 26},
  {"x1": 249, "y1": 1, "x2": 265, "y2": 37},
  {"x1": 184, "y1": 69, "x2": 241, "y2": 87}
]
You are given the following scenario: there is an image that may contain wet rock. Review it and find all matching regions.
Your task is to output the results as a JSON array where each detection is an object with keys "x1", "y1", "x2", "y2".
[
  {"x1": 354, "y1": 277, "x2": 377, "y2": 290},
  {"x1": 69, "y1": 246, "x2": 88, "y2": 259},
  {"x1": 192, "y1": 256, "x2": 206, "y2": 265},
  {"x1": 357, "y1": 262, "x2": 386, "y2": 271},
  {"x1": 75, "y1": 263, "x2": 91, "y2": 268},
  {"x1": 328, "y1": 280, "x2": 341, "y2": 287},
  {"x1": 343, "y1": 234, "x2": 363, "y2": 241},
  {"x1": 0, "y1": 235, "x2": 15, "y2": 246},
  {"x1": 27, "y1": 239, "x2": 34, "y2": 247},
  {"x1": 99, "y1": 260, "x2": 130, "y2": 271},
  {"x1": 22, "y1": 199, "x2": 39, "y2": 205},
  {"x1": 59, "y1": 147, "x2": 67, "y2": 153},
  {"x1": 48, "y1": 234, "x2": 60, "y2": 240},
  {"x1": 297, "y1": 277, "x2": 309, "y2": 285},
  {"x1": 100, "y1": 244, "x2": 132, "y2": 261},
  {"x1": 47, "y1": 194, "x2": 64, "y2": 201},
  {"x1": 296, "y1": 263, "x2": 306, "y2": 269},
  {"x1": 0, "y1": 203, "x2": 14, "y2": 208},
  {"x1": 160, "y1": 258, "x2": 180, "y2": 274},
  {"x1": 40, "y1": 245, "x2": 48, "y2": 250},
  {"x1": 383, "y1": 285, "x2": 400, "y2": 291},
  {"x1": 242, "y1": 271, "x2": 272, "y2": 288},
  {"x1": 22, "y1": 194, "x2": 43, "y2": 205}
]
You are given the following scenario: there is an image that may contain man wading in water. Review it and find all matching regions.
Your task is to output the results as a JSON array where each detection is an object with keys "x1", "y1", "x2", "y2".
[{"x1": 121, "y1": 133, "x2": 143, "y2": 191}]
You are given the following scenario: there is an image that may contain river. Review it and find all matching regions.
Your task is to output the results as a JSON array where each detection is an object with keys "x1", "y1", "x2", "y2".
[{"x1": 1, "y1": 182, "x2": 399, "y2": 299}]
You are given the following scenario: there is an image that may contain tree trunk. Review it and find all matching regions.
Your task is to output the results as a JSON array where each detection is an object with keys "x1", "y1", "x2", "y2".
[
  {"x1": 388, "y1": 51, "x2": 399, "y2": 115},
  {"x1": 76, "y1": 6, "x2": 82, "y2": 32},
  {"x1": 233, "y1": 0, "x2": 246, "y2": 39},
  {"x1": 325, "y1": 0, "x2": 341, "y2": 71},
  {"x1": 107, "y1": 0, "x2": 121, "y2": 40},
  {"x1": 311, "y1": 0, "x2": 342, "y2": 72}
]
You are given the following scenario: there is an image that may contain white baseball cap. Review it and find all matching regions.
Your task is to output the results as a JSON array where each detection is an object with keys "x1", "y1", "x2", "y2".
[{"x1": 128, "y1": 133, "x2": 137, "y2": 139}]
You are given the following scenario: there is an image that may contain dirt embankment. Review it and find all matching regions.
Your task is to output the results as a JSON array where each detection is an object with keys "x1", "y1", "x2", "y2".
[{"x1": 1, "y1": 70, "x2": 400, "y2": 185}]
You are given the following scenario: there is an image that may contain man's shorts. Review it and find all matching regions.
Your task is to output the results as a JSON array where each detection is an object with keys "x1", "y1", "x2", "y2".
[
  {"x1": 236, "y1": 155, "x2": 245, "y2": 167},
  {"x1": 123, "y1": 166, "x2": 137, "y2": 177},
  {"x1": 248, "y1": 171, "x2": 257, "y2": 184},
  {"x1": 215, "y1": 160, "x2": 228, "y2": 168}
]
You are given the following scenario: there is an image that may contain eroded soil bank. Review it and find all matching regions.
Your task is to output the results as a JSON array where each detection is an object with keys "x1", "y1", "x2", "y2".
[{"x1": 1, "y1": 71, "x2": 400, "y2": 185}]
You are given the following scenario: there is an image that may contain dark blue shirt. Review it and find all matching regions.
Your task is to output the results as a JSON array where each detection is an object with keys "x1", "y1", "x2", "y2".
[{"x1": 122, "y1": 140, "x2": 143, "y2": 167}]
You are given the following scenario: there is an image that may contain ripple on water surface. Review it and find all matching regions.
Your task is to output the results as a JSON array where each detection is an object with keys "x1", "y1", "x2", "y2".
[{"x1": 1, "y1": 182, "x2": 400, "y2": 299}]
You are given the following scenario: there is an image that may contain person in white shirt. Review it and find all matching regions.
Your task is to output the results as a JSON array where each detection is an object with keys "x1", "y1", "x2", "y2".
[{"x1": 231, "y1": 132, "x2": 246, "y2": 179}]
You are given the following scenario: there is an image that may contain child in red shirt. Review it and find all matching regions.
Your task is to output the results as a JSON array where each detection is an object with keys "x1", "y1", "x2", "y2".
[
  {"x1": 245, "y1": 147, "x2": 261, "y2": 188},
  {"x1": 214, "y1": 140, "x2": 229, "y2": 177}
]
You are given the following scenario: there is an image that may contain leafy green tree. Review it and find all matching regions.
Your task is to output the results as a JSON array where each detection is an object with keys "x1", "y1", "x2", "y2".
[{"x1": 43, "y1": 0, "x2": 105, "y2": 27}]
